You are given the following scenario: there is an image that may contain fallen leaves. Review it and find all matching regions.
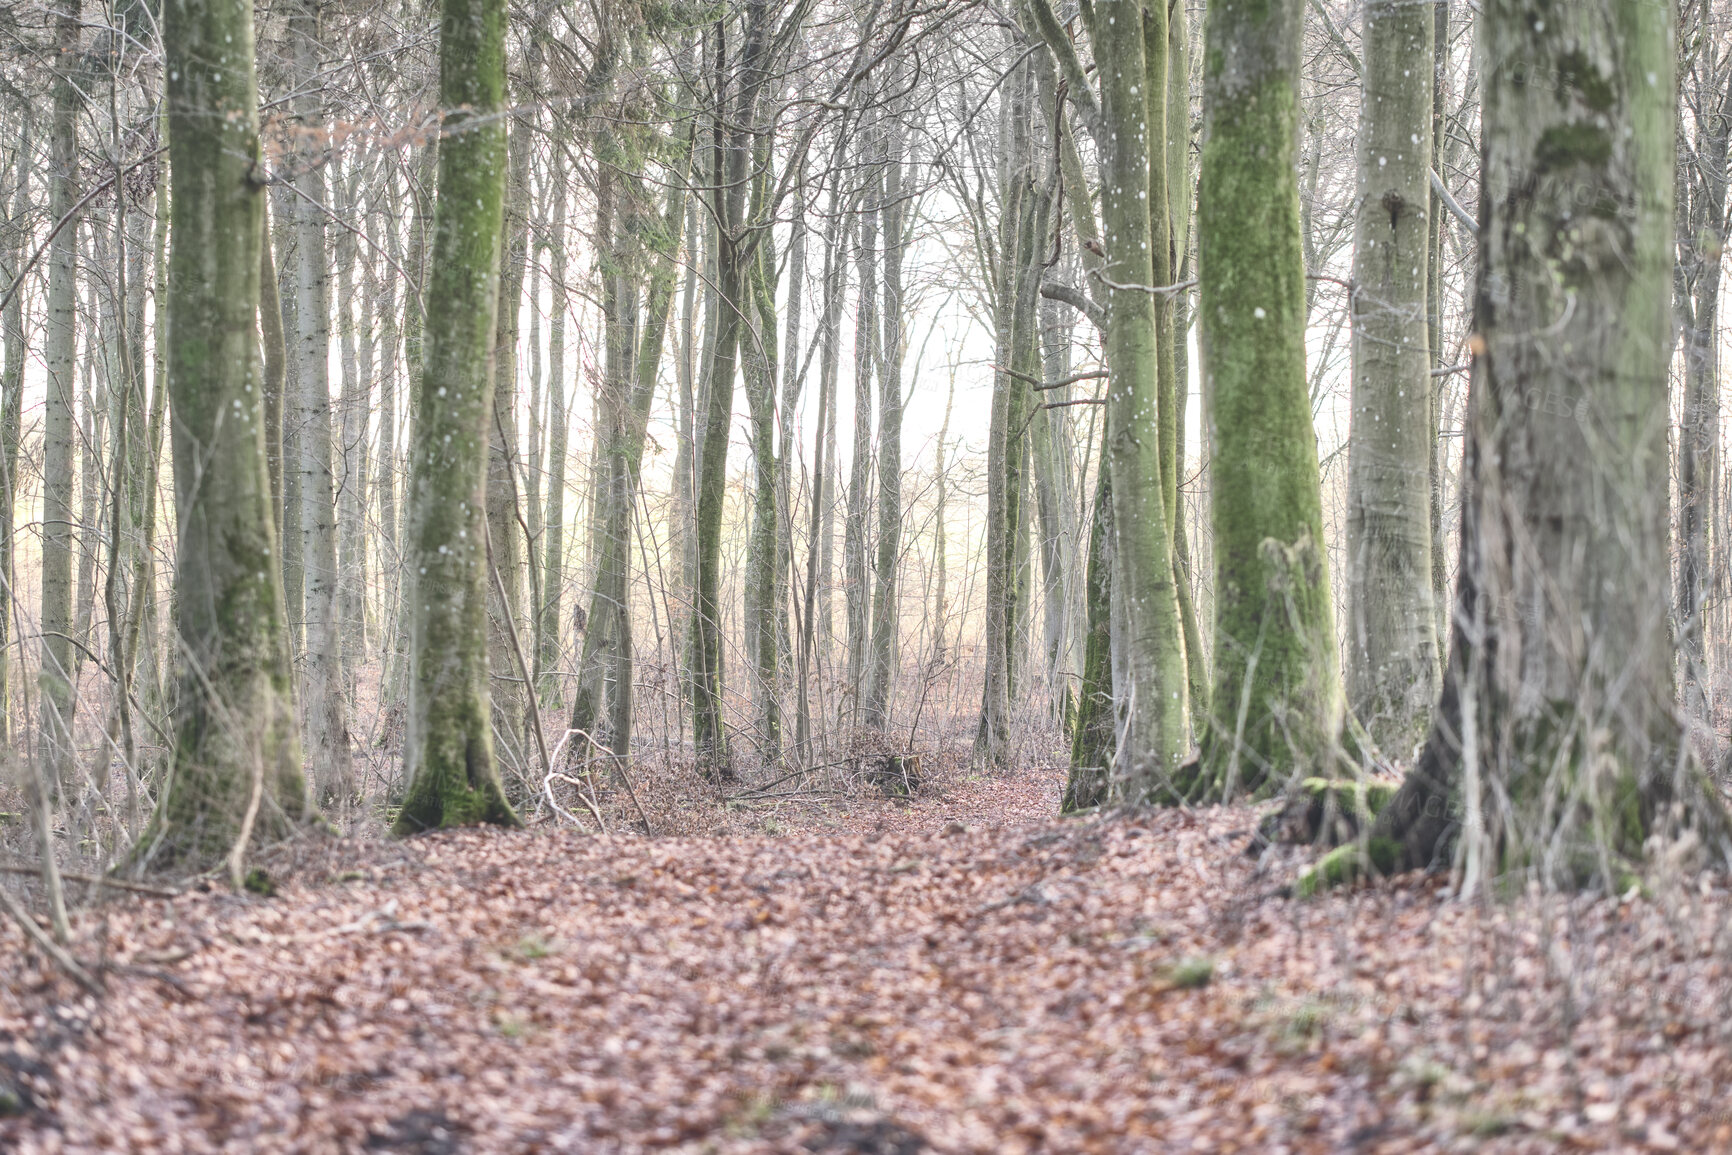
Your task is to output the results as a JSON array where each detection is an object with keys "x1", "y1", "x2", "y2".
[{"x1": 2, "y1": 764, "x2": 1732, "y2": 1152}]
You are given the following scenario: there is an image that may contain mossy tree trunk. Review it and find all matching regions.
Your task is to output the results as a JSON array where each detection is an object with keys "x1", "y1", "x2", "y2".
[
  {"x1": 393, "y1": 0, "x2": 520, "y2": 836},
  {"x1": 1192, "y1": 0, "x2": 1340, "y2": 801},
  {"x1": 1031, "y1": 0, "x2": 1189, "y2": 800},
  {"x1": 1373, "y1": 0, "x2": 1708, "y2": 890},
  {"x1": 150, "y1": 0, "x2": 309, "y2": 870},
  {"x1": 537, "y1": 177, "x2": 569, "y2": 706},
  {"x1": 1343, "y1": 0, "x2": 1440, "y2": 755}
]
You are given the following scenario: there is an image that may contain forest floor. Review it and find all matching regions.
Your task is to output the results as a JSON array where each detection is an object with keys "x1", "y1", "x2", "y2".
[{"x1": 4, "y1": 759, "x2": 1732, "y2": 1153}]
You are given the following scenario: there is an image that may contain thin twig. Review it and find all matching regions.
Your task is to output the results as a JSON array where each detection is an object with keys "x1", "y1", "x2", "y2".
[
  {"x1": 0, "y1": 865, "x2": 180, "y2": 898},
  {"x1": 0, "y1": 883, "x2": 102, "y2": 995}
]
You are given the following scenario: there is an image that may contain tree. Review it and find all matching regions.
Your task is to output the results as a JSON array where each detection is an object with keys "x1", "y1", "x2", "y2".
[
  {"x1": 1191, "y1": 0, "x2": 1339, "y2": 800},
  {"x1": 39, "y1": 0, "x2": 80, "y2": 788},
  {"x1": 688, "y1": 0, "x2": 776, "y2": 775},
  {"x1": 1675, "y1": 6, "x2": 1732, "y2": 731},
  {"x1": 149, "y1": 0, "x2": 309, "y2": 871},
  {"x1": 1369, "y1": 0, "x2": 1726, "y2": 891},
  {"x1": 290, "y1": 0, "x2": 355, "y2": 805},
  {"x1": 1343, "y1": 0, "x2": 1441, "y2": 754},
  {"x1": 1027, "y1": 0, "x2": 1189, "y2": 793},
  {"x1": 393, "y1": 0, "x2": 520, "y2": 835}
]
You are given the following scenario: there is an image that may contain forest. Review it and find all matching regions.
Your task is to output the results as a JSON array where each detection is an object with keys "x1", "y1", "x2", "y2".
[{"x1": 5, "y1": 0, "x2": 1732, "y2": 1149}]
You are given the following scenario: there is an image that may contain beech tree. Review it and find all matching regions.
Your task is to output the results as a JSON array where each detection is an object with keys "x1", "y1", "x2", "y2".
[
  {"x1": 394, "y1": 0, "x2": 520, "y2": 834},
  {"x1": 1343, "y1": 0, "x2": 1440, "y2": 754},
  {"x1": 1367, "y1": 0, "x2": 1730, "y2": 890},
  {"x1": 1189, "y1": 0, "x2": 1340, "y2": 801},
  {"x1": 150, "y1": 0, "x2": 308, "y2": 869}
]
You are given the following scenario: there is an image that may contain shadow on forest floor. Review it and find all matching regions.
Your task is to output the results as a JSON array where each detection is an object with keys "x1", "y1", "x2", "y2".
[{"x1": 4, "y1": 759, "x2": 1732, "y2": 1152}]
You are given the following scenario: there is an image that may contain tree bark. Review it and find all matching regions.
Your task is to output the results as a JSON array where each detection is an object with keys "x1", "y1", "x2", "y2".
[
  {"x1": 39, "y1": 0, "x2": 81, "y2": 787},
  {"x1": 393, "y1": 0, "x2": 520, "y2": 835},
  {"x1": 149, "y1": 0, "x2": 309, "y2": 870},
  {"x1": 1373, "y1": 0, "x2": 1712, "y2": 889},
  {"x1": 1343, "y1": 0, "x2": 1441, "y2": 755},
  {"x1": 1193, "y1": 0, "x2": 1339, "y2": 799},
  {"x1": 291, "y1": 0, "x2": 355, "y2": 805}
]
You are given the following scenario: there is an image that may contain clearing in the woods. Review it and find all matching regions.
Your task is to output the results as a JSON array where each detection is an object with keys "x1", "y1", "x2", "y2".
[{"x1": 3, "y1": 765, "x2": 1731, "y2": 1153}]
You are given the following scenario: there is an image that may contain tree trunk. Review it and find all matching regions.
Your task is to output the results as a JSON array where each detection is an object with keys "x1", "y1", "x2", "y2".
[
  {"x1": 1676, "y1": 43, "x2": 1732, "y2": 732},
  {"x1": 39, "y1": 0, "x2": 81, "y2": 787},
  {"x1": 845, "y1": 162, "x2": 878, "y2": 720},
  {"x1": 486, "y1": 107, "x2": 533, "y2": 783},
  {"x1": 0, "y1": 115, "x2": 30, "y2": 752},
  {"x1": 689, "y1": 0, "x2": 774, "y2": 776},
  {"x1": 537, "y1": 176, "x2": 569, "y2": 704},
  {"x1": 1373, "y1": 0, "x2": 1710, "y2": 890},
  {"x1": 149, "y1": 0, "x2": 309, "y2": 871},
  {"x1": 1193, "y1": 0, "x2": 1339, "y2": 799},
  {"x1": 864, "y1": 104, "x2": 907, "y2": 732},
  {"x1": 291, "y1": 0, "x2": 355, "y2": 805},
  {"x1": 336, "y1": 151, "x2": 371, "y2": 688},
  {"x1": 393, "y1": 0, "x2": 520, "y2": 835},
  {"x1": 795, "y1": 160, "x2": 848, "y2": 760},
  {"x1": 1343, "y1": 0, "x2": 1440, "y2": 755}
]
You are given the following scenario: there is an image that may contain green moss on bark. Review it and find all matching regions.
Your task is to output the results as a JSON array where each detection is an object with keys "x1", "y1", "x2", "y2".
[
  {"x1": 393, "y1": 0, "x2": 521, "y2": 836},
  {"x1": 1195, "y1": 0, "x2": 1340, "y2": 800}
]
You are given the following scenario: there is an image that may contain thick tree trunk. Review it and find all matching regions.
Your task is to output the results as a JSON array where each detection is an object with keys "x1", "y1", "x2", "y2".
[
  {"x1": 1193, "y1": 0, "x2": 1339, "y2": 799},
  {"x1": 150, "y1": 0, "x2": 309, "y2": 871},
  {"x1": 1343, "y1": 0, "x2": 1440, "y2": 755},
  {"x1": 1373, "y1": 0, "x2": 1714, "y2": 890},
  {"x1": 393, "y1": 0, "x2": 519, "y2": 835}
]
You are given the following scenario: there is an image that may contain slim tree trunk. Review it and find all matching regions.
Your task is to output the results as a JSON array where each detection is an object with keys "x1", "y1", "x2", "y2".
[
  {"x1": 393, "y1": 0, "x2": 520, "y2": 835},
  {"x1": 0, "y1": 115, "x2": 30, "y2": 751},
  {"x1": 336, "y1": 153, "x2": 371, "y2": 684},
  {"x1": 845, "y1": 165, "x2": 878, "y2": 717},
  {"x1": 743, "y1": 132, "x2": 783, "y2": 761},
  {"x1": 795, "y1": 160, "x2": 847, "y2": 759},
  {"x1": 571, "y1": 137, "x2": 692, "y2": 760},
  {"x1": 260, "y1": 202, "x2": 287, "y2": 533},
  {"x1": 689, "y1": 0, "x2": 774, "y2": 775},
  {"x1": 39, "y1": 0, "x2": 81, "y2": 786},
  {"x1": 291, "y1": 0, "x2": 354, "y2": 804},
  {"x1": 1343, "y1": 0, "x2": 1440, "y2": 754},
  {"x1": 537, "y1": 176, "x2": 569, "y2": 704},
  {"x1": 149, "y1": 0, "x2": 309, "y2": 871},
  {"x1": 863, "y1": 105, "x2": 906, "y2": 732},
  {"x1": 1676, "y1": 48, "x2": 1732, "y2": 729},
  {"x1": 486, "y1": 103, "x2": 532, "y2": 781}
]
